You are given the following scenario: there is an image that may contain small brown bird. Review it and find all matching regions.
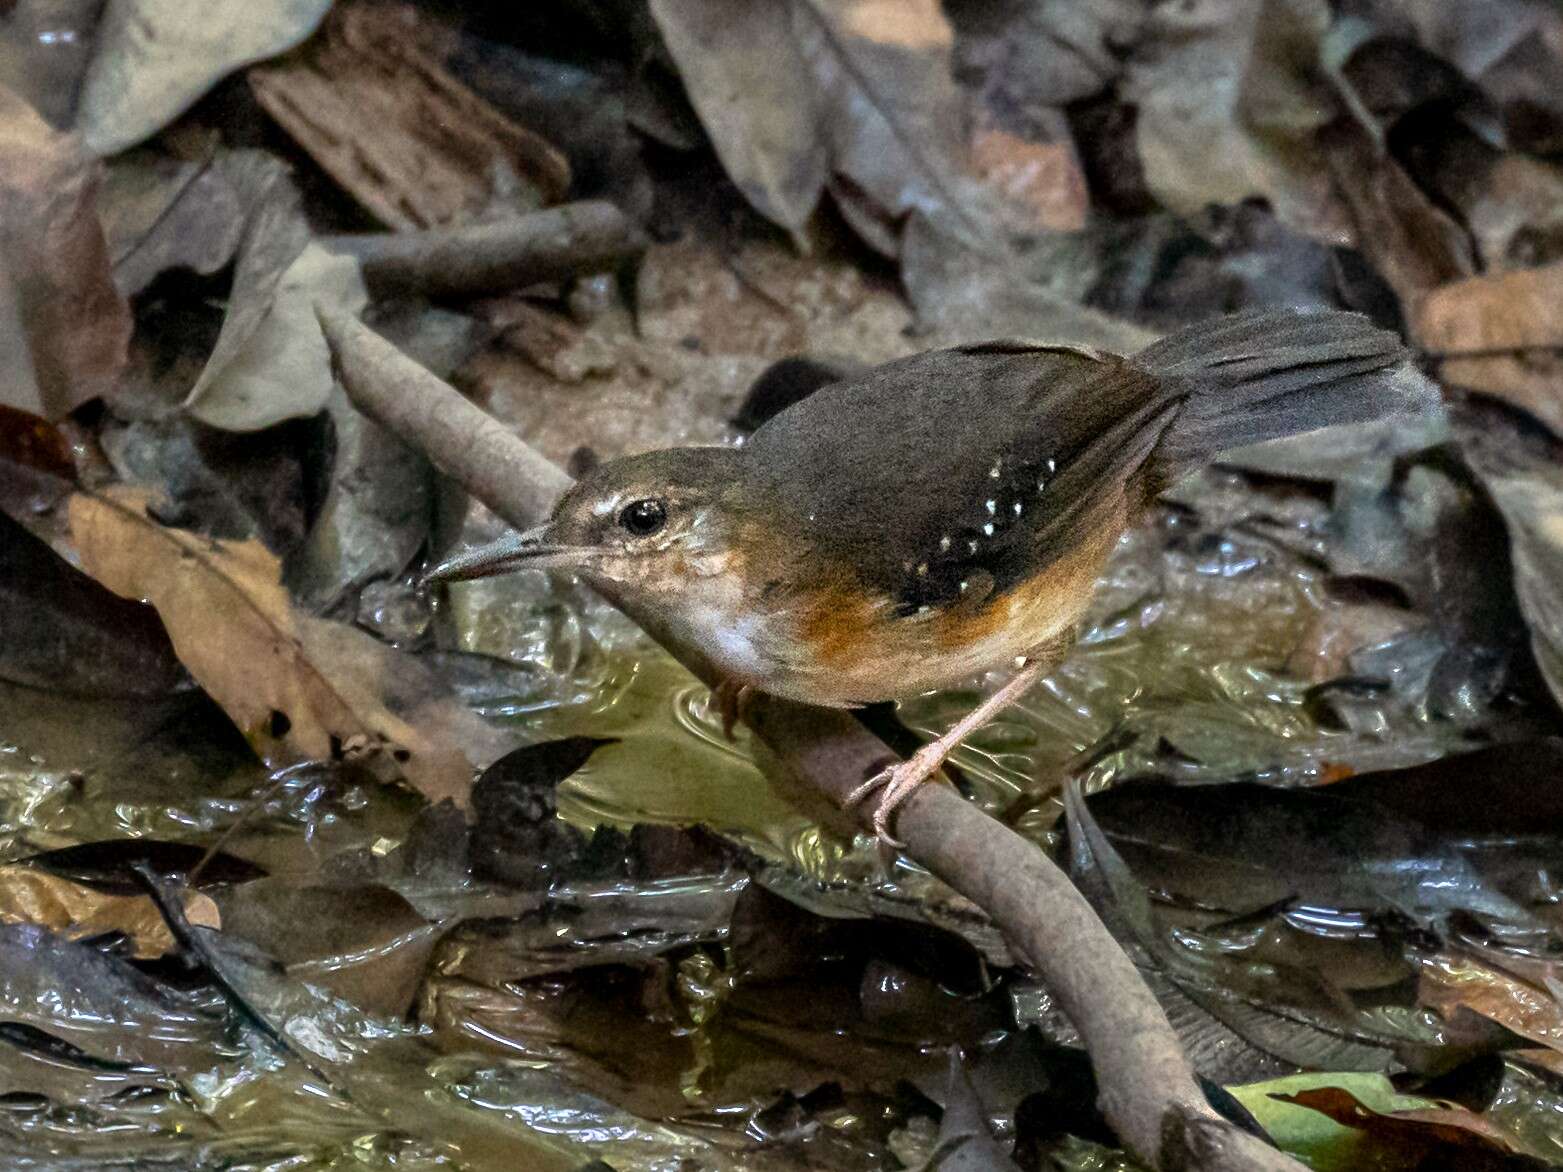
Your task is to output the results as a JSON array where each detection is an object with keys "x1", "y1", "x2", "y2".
[{"x1": 432, "y1": 310, "x2": 1424, "y2": 844}]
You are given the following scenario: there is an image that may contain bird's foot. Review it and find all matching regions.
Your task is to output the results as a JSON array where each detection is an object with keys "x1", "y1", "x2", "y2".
[
  {"x1": 844, "y1": 742, "x2": 949, "y2": 849},
  {"x1": 709, "y1": 679, "x2": 754, "y2": 742}
]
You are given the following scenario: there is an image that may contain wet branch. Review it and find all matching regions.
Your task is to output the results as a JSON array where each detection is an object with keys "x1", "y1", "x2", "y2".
[{"x1": 317, "y1": 304, "x2": 1307, "y2": 1172}]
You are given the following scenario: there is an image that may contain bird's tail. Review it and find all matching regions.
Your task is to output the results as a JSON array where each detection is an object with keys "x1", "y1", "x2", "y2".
[{"x1": 1130, "y1": 309, "x2": 1431, "y2": 486}]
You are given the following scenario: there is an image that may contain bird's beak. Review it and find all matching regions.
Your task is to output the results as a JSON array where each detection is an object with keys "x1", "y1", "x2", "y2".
[{"x1": 422, "y1": 524, "x2": 595, "y2": 585}]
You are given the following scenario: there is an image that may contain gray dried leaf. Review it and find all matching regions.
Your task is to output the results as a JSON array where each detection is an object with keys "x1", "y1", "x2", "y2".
[
  {"x1": 1127, "y1": 0, "x2": 1352, "y2": 244},
  {"x1": 649, "y1": 0, "x2": 826, "y2": 236},
  {"x1": 100, "y1": 151, "x2": 245, "y2": 297},
  {"x1": 795, "y1": 0, "x2": 995, "y2": 252},
  {"x1": 186, "y1": 241, "x2": 367, "y2": 431},
  {"x1": 1458, "y1": 410, "x2": 1563, "y2": 709},
  {"x1": 75, "y1": 0, "x2": 333, "y2": 157}
]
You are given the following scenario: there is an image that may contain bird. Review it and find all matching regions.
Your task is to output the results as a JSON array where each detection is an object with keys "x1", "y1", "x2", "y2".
[{"x1": 428, "y1": 309, "x2": 1427, "y2": 846}]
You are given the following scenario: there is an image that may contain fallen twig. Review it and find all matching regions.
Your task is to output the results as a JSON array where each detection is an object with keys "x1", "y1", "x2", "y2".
[
  {"x1": 322, "y1": 200, "x2": 647, "y2": 299},
  {"x1": 317, "y1": 304, "x2": 1308, "y2": 1172}
]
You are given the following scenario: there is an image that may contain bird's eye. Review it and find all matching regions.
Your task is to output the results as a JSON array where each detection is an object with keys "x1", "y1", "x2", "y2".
[{"x1": 618, "y1": 498, "x2": 668, "y2": 537}]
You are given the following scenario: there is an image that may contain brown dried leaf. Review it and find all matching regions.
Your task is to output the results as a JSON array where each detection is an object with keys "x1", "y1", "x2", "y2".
[
  {"x1": 0, "y1": 85, "x2": 131, "y2": 419},
  {"x1": 1276, "y1": 1085, "x2": 1533, "y2": 1164},
  {"x1": 67, "y1": 485, "x2": 497, "y2": 806},
  {"x1": 1320, "y1": 123, "x2": 1475, "y2": 308},
  {"x1": 215, "y1": 880, "x2": 440, "y2": 1017},
  {"x1": 0, "y1": 864, "x2": 217, "y2": 960},
  {"x1": 249, "y1": 4, "x2": 570, "y2": 231},
  {"x1": 1420, "y1": 953, "x2": 1563, "y2": 1056},
  {"x1": 1415, "y1": 262, "x2": 1563, "y2": 434},
  {"x1": 969, "y1": 122, "x2": 1089, "y2": 234},
  {"x1": 1416, "y1": 261, "x2": 1563, "y2": 354}
]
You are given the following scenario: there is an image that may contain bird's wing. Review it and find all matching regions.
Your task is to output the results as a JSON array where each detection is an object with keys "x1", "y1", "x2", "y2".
[{"x1": 747, "y1": 342, "x2": 1179, "y2": 614}]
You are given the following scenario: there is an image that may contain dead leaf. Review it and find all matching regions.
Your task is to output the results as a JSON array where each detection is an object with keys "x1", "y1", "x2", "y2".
[
  {"x1": 0, "y1": 85, "x2": 131, "y2": 420},
  {"x1": 74, "y1": 0, "x2": 333, "y2": 156},
  {"x1": 249, "y1": 3, "x2": 570, "y2": 231},
  {"x1": 950, "y1": 0, "x2": 1141, "y2": 110},
  {"x1": 0, "y1": 0, "x2": 102, "y2": 128},
  {"x1": 649, "y1": 0, "x2": 826, "y2": 238},
  {"x1": 792, "y1": 0, "x2": 997, "y2": 254},
  {"x1": 1420, "y1": 953, "x2": 1563, "y2": 1057},
  {"x1": 1421, "y1": 148, "x2": 1563, "y2": 275},
  {"x1": 1416, "y1": 262, "x2": 1563, "y2": 435},
  {"x1": 1416, "y1": 262, "x2": 1563, "y2": 355},
  {"x1": 1322, "y1": 121, "x2": 1476, "y2": 309},
  {"x1": 1127, "y1": 0, "x2": 1353, "y2": 245},
  {"x1": 1478, "y1": 24, "x2": 1563, "y2": 155},
  {"x1": 900, "y1": 212, "x2": 1155, "y2": 352},
  {"x1": 0, "y1": 403, "x2": 74, "y2": 481},
  {"x1": 186, "y1": 242, "x2": 367, "y2": 431},
  {"x1": 969, "y1": 121, "x2": 1089, "y2": 234},
  {"x1": 23, "y1": 838, "x2": 267, "y2": 893},
  {"x1": 1457, "y1": 407, "x2": 1563, "y2": 715},
  {"x1": 1276, "y1": 1085, "x2": 1534, "y2": 1165},
  {"x1": 0, "y1": 863, "x2": 216, "y2": 959},
  {"x1": 177, "y1": 151, "x2": 368, "y2": 433},
  {"x1": 67, "y1": 485, "x2": 498, "y2": 806},
  {"x1": 182, "y1": 151, "x2": 309, "y2": 404},
  {"x1": 99, "y1": 151, "x2": 245, "y2": 298},
  {"x1": 1389, "y1": 0, "x2": 1557, "y2": 79},
  {"x1": 214, "y1": 880, "x2": 441, "y2": 1016},
  {"x1": 0, "y1": 507, "x2": 184, "y2": 697}
]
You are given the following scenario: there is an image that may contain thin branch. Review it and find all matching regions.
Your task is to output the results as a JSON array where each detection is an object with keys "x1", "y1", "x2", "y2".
[
  {"x1": 316, "y1": 304, "x2": 1308, "y2": 1172},
  {"x1": 322, "y1": 200, "x2": 647, "y2": 299}
]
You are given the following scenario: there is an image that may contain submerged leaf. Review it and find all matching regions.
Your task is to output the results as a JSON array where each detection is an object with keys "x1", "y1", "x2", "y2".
[
  {"x1": 138, "y1": 868, "x2": 578, "y2": 1172},
  {"x1": 0, "y1": 507, "x2": 183, "y2": 697},
  {"x1": 1230, "y1": 1071, "x2": 1541, "y2": 1172},
  {"x1": 0, "y1": 863, "x2": 216, "y2": 959},
  {"x1": 214, "y1": 880, "x2": 441, "y2": 1017},
  {"x1": 68, "y1": 485, "x2": 500, "y2": 806},
  {"x1": 0, "y1": 921, "x2": 226, "y2": 1071},
  {"x1": 22, "y1": 838, "x2": 266, "y2": 894}
]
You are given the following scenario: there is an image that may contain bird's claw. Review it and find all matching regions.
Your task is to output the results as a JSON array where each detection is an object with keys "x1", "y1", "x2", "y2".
[{"x1": 844, "y1": 747, "x2": 943, "y2": 849}]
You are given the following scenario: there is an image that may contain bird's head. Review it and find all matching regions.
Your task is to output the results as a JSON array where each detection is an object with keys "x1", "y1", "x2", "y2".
[{"x1": 425, "y1": 446, "x2": 750, "y2": 594}]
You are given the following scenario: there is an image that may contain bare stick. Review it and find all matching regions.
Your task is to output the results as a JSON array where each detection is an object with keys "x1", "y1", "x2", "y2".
[
  {"x1": 316, "y1": 304, "x2": 1307, "y2": 1172},
  {"x1": 322, "y1": 201, "x2": 646, "y2": 299}
]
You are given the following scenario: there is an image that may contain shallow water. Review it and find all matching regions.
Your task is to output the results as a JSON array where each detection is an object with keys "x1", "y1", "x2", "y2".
[{"x1": 0, "y1": 468, "x2": 1549, "y2": 1168}]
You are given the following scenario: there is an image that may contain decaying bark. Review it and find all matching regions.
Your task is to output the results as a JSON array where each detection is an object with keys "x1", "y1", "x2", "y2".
[
  {"x1": 317, "y1": 304, "x2": 1308, "y2": 1172},
  {"x1": 250, "y1": 4, "x2": 571, "y2": 231},
  {"x1": 322, "y1": 201, "x2": 647, "y2": 299}
]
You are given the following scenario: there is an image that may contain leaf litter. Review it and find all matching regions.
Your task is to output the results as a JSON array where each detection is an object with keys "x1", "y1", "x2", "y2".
[{"x1": 1, "y1": 0, "x2": 1563, "y2": 1168}]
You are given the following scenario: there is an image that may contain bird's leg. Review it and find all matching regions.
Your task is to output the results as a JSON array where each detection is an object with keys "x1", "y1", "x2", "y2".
[
  {"x1": 710, "y1": 678, "x2": 755, "y2": 741},
  {"x1": 846, "y1": 655, "x2": 1051, "y2": 848}
]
